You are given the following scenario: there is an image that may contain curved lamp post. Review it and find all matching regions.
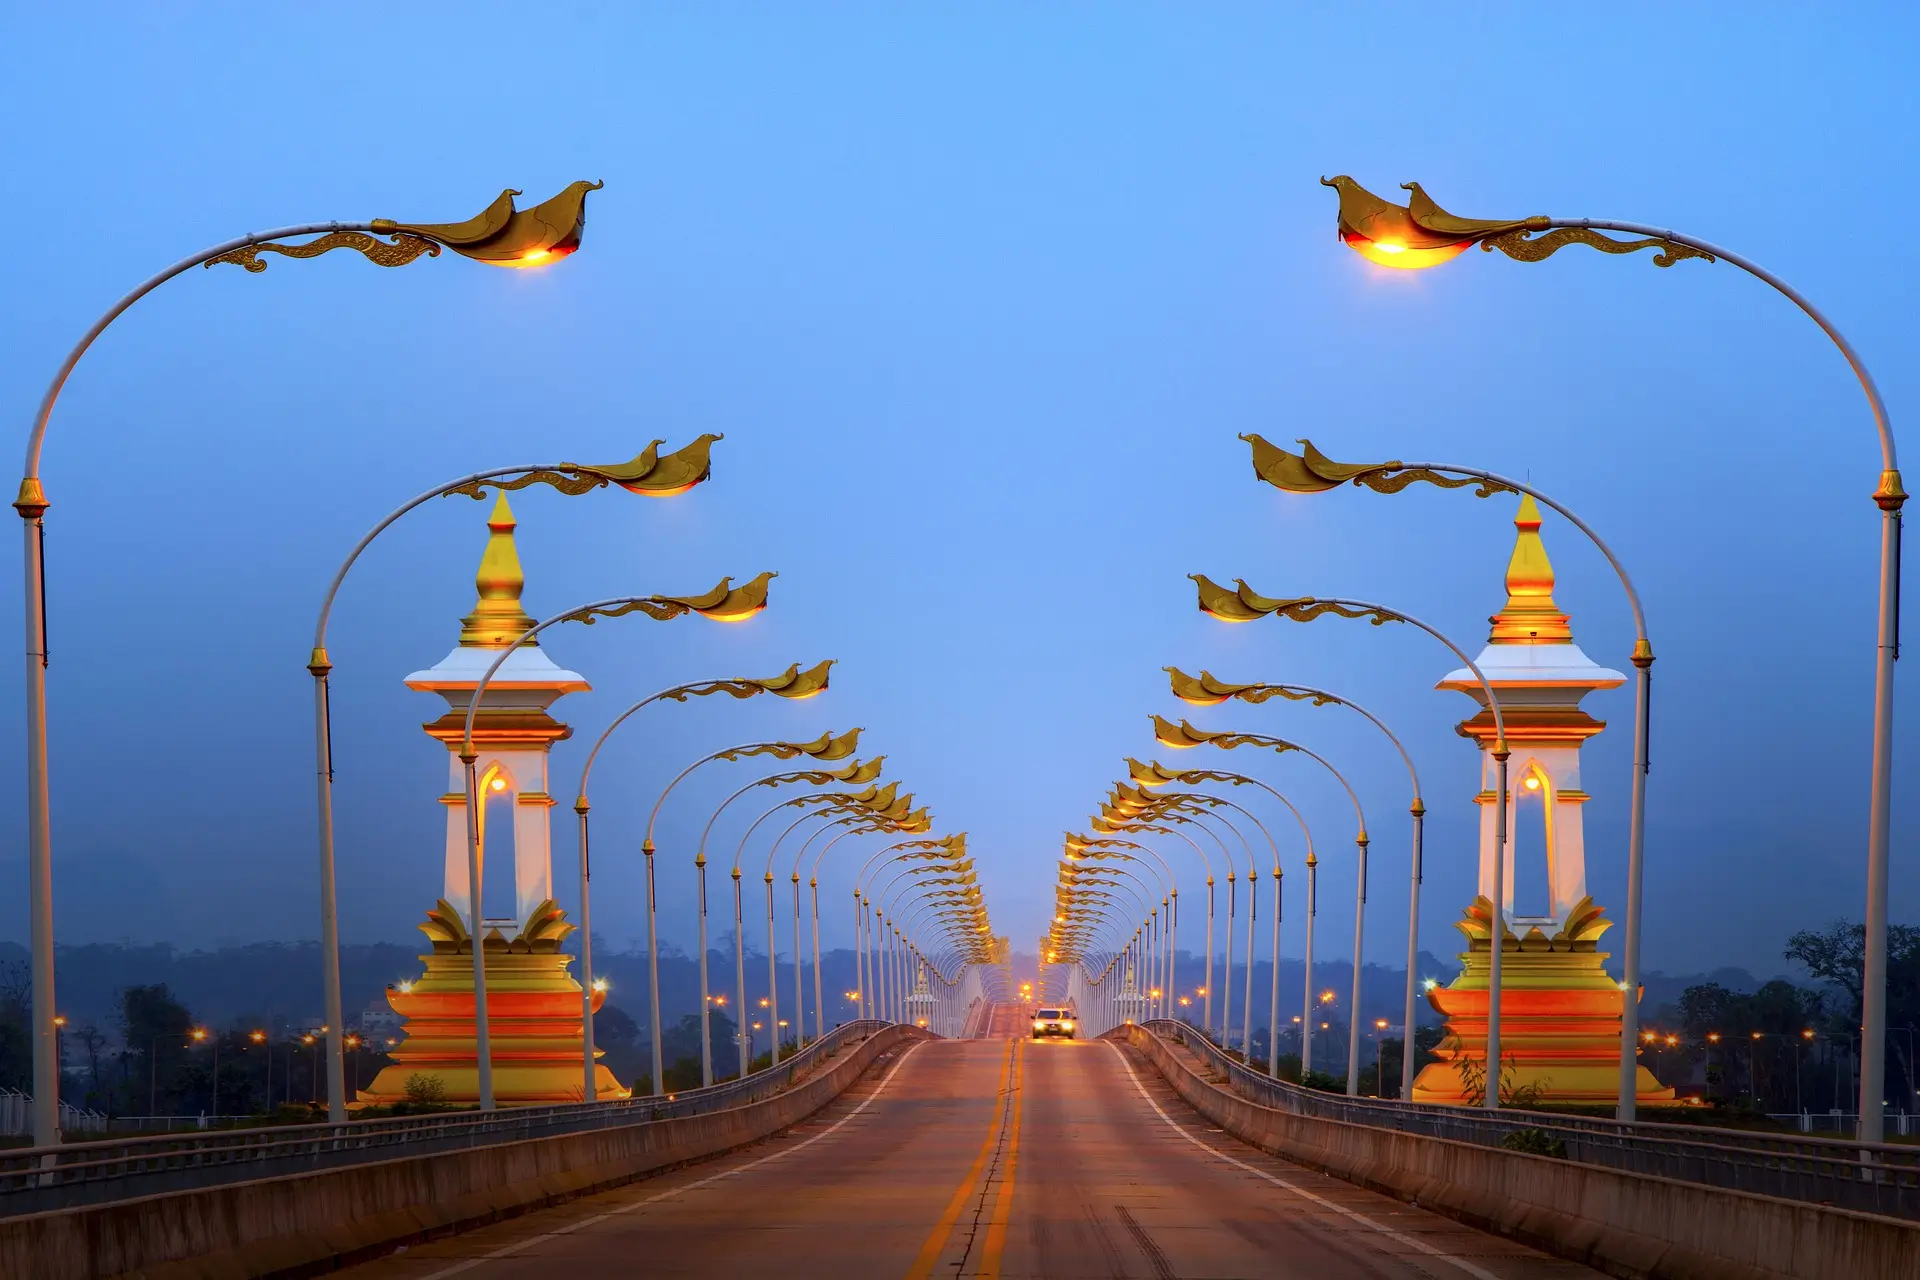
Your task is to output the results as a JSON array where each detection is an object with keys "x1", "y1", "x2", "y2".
[
  {"x1": 457, "y1": 576, "x2": 773, "y2": 1110},
  {"x1": 567, "y1": 663, "x2": 837, "y2": 1098},
  {"x1": 1090, "y1": 822, "x2": 1196, "y2": 1016},
  {"x1": 1233, "y1": 441, "x2": 1653, "y2": 1115},
  {"x1": 1152, "y1": 795, "x2": 1277, "y2": 1058},
  {"x1": 1190, "y1": 580, "x2": 1512, "y2": 1109},
  {"x1": 686, "y1": 767, "x2": 887, "y2": 1078},
  {"x1": 799, "y1": 819, "x2": 937, "y2": 1040},
  {"x1": 1128, "y1": 759, "x2": 1314, "y2": 1077},
  {"x1": 691, "y1": 768, "x2": 886, "y2": 1083},
  {"x1": 1167, "y1": 669, "x2": 1426, "y2": 1100},
  {"x1": 1322, "y1": 175, "x2": 1899, "y2": 1137},
  {"x1": 833, "y1": 835, "x2": 952, "y2": 1030},
  {"x1": 1067, "y1": 841, "x2": 1173, "y2": 1009},
  {"x1": 641, "y1": 728, "x2": 861, "y2": 1094},
  {"x1": 1091, "y1": 808, "x2": 1215, "y2": 1032},
  {"x1": 1152, "y1": 715, "x2": 1371, "y2": 1094},
  {"x1": 1064, "y1": 840, "x2": 1170, "y2": 1013},
  {"x1": 14, "y1": 182, "x2": 601, "y2": 1145},
  {"x1": 1104, "y1": 797, "x2": 1232, "y2": 1038},
  {"x1": 306, "y1": 439, "x2": 721, "y2": 1117},
  {"x1": 722, "y1": 786, "x2": 897, "y2": 1076},
  {"x1": 1106, "y1": 790, "x2": 1270, "y2": 1053}
]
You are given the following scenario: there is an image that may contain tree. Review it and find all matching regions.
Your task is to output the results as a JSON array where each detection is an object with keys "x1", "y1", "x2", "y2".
[
  {"x1": 118, "y1": 984, "x2": 193, "y2": 1115},
  {"x1": 0, "y1": 960, "x2": 28, "y2": 1091},
  {"x1": 1784, "y1": 921, "x2": 1920, "y2": 1105}
]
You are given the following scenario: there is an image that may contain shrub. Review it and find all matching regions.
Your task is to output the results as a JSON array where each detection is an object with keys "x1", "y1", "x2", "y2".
[
  {"x1": 403, "y1": 1073, "x2": 448, "y2": 1105},
  {"x1": 1501, "y1": 1127, "x2": 1568, "y2": 1158}
]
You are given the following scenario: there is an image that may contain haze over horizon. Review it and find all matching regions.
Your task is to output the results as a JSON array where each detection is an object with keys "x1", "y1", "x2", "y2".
[{"x1": 1, "y1": 5, "x2": 1914, "y2": 980}]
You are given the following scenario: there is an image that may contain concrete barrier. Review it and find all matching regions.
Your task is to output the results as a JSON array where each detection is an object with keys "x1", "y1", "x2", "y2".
[
  {"x1": 2, "y1": 1024, "x2": 924, "y2": 1280},
  {"x1": 1123, "y1": 1024, "x2": 1920, "y2": 1280}
]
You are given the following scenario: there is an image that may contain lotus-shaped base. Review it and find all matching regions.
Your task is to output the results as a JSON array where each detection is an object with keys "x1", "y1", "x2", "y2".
[
  {"x1": 1411, "y1": 896, "x2": 1674, "y2": 1107},
  {"x1": 356, "y1": 899, "x2": 628, "y2": 1107}
]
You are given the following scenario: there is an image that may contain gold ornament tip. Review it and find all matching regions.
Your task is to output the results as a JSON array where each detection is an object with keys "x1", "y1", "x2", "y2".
[
  {"x1": 1877, "y1": 468, "x2": 1908, "y2": 509},
  {"x1": 12, "y1": 477, "x2": 48, "y2": 517},
  {"x1": 307, "y1": 647, "x2": 333, "y2": 677}
]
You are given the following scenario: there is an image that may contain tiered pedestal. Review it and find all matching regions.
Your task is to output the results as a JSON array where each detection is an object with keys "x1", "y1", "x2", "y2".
[
  {"x1": 358, "y1": 946, "x2": 627, "y2": 1107},
  {"x1": 1412, "y1": 896, "x2": 1672, "y2": 1107}
]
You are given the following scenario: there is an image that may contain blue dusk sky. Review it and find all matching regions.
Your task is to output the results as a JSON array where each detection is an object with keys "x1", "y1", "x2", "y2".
[{"x1": 0, "y1": 4, "x2": 1913, "y2": 978}]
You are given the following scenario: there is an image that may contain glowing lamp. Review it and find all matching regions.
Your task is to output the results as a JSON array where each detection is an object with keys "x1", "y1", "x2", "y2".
[
  {"x1": 1339, "y1": 228, "x2": 1473, "y2": 270},
  {"x1": 1523, "y1": 775, "x2": 1542, "y2": 792},
  {"x1": 489, "y1": 776, "x2": 508, "y2": 792},
  {"x1": 380, "y1": 181, "x2": 601, "y2": 268}
]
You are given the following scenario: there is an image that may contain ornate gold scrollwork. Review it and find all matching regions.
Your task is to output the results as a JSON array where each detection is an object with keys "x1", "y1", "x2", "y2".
[
  {"x1": 1271, "y1": 598, "x2": 1401, "y2": 628},
  {"x1": 1355, "y1": 467, "x2": 1515, "y2": 499},
  {"x1": 570, "y1": 597, "x2": 705, "y2": 623},
  {"x1": 1480, "y1": 227, "x2": 1715, "y2": 269},
  {"x1": 446, "y1": 469, "x2": 611, "y2": 501},
  {"x1": 204, "y1": 231, "x2": 441, "y2": 273}
]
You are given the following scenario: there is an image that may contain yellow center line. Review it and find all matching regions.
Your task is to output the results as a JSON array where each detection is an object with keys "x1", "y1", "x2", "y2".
[
  {"x1": 976, "y1": 1037, "x2": 1026, "y2": 1278},
  {"x1": 905, "y1": 1039, "x2": 1015, "y2": 1280}
]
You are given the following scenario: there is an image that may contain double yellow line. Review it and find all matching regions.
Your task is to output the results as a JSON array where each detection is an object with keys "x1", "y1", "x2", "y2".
[{"x1": 906, "y1": 1037, "x2": 1026, "y2": 1279}]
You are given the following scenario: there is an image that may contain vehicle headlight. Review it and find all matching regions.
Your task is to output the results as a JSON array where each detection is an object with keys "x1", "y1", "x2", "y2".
[
  {"x1": 1032, "y1": 1020, "x2": 1045, "y2": 1029},
  {"x1": 1062, "y1": 1021, "x2": 1075, "y2": 1030}
]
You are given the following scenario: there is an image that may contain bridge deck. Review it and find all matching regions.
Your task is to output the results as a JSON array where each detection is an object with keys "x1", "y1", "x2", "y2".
[{"x1": 340, "y1": 1035, "x2": 1596, "y2": 1278}]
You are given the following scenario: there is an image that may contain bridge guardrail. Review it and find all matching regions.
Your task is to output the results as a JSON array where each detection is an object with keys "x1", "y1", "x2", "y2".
[
  {"x1": 1143, "y1": 1019, "x2": 1920, "y2": 1220},
  {"x1": 0, "y1": 1019, "x2": 894, "y2": 1216}
]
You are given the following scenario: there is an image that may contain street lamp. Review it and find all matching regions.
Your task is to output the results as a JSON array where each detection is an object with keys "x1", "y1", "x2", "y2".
[
  {"x1": 457, "y1": 579, "x2": 776, "y2": 1110},
  {"x1": 638, "y1": 729, "x2": 861, "y2": 1094},
  {"x1": 1323, "y1": 174, "x2": 1900, "y2": 1141},
  {"x1": 308, "y1": 440, "x2": 723, "y2": 1121},
  {"x1": 687, "y1": 764, "x2": 886, "y2": 1079},
  {"x1": 1151, "y1": 716, "x2": 1372, "y2": 1096},
  {"x1": 569, "y1": 666, "x2": 841, "y2": 1097},
  {"x1": 1188, "y1": 581, "x2": 1514, "y2": 1111},
  {"x1": 1234, "y1": 440, "x2": 1654, "y2": 1120},
  {"x1": 12, "y1": 180, "x2": 601, "y2": 1148},
  {"x1": 1127, "y1": 760, "x2": 1315, "y2": 1078},
  {"x1": 1166, "y1": 670, "x2": 1427, "y2": 1101}
]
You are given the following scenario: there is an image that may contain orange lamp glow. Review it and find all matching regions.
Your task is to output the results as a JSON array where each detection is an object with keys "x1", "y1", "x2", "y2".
[
  {"x1": 250, "y1": 1030, "x2": 266, "y2": 1043},
  {"x1": 1340, "y1": 229, "x2": 1474, "y2": 270},
  {"x1": 1523, "y1": 775, "x2": 1542, "y2": 792},
  {"x1": 489, "y1": 776, "x2": 508, "y2": 792}
]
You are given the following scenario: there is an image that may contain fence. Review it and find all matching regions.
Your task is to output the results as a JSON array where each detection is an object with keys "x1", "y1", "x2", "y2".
[
  {"x1": 0, "y1": 1090, "x2": 107, "y2": 1138},
  {"x1": 1144, "y1": 1019, "x2": 1920, "y2": 1220},
  {"x1": 0, "y1": 1019, "x2": 893, "y2": 1217}
]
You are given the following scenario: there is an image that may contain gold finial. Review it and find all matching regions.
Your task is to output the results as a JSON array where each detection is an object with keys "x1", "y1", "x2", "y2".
[
  {"x1": 459, "y1": 493, "x2": 537, "y2": 647},
  {"x1": 1488, "y1": 494, "x2": 1572, "y2": 644}
]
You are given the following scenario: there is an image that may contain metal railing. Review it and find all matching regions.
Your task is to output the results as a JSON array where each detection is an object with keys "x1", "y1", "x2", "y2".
[
  {"x1": 1143, "y1": 1019, "x2": 1920, "y2": 1221},
  {"x1": 0, "y1": 1019, "x2": 895, "y2": 1217},
  {"x1": 0, "y1": 1089, "x2": 107, "y2": 1137}
]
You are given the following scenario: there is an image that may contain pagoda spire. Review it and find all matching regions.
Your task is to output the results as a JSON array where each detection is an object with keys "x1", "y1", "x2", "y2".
[
  {"x1": 1488, "y1": 494, "x2": 1573, "y2": 645},
  {"x1": 459, "y1": 492, "x2": 537, "y2": 648}
]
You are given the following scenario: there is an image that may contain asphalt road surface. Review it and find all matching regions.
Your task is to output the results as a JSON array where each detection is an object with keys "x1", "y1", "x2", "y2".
[{"x1": 343, "y1": 1034, "x2": 1599, "y2": 1279}]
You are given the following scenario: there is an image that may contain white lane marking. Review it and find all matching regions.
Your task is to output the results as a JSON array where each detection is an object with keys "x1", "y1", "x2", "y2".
[
  {"x1": 1106, "y1": 1043, "x2": 1501, "y2": 1280},
  {"x1": 412, "y1": 1042, "x2": 927, "y2": 1279}
]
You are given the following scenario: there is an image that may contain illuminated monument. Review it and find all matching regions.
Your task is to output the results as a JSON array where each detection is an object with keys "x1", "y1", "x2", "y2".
[
  {"x1": 359, "y1": 494, "x2": 626, "y2": 1106},
  {"x1": 1413, "y1": 497, "x2": 1672, "y2": 1105}
]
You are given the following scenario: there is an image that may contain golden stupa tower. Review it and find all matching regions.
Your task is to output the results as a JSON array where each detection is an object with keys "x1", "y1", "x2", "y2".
[
  {"x1": 1413, "y1": 497, "x2": 1672, "y2": 1106},
  {"x1": 358, "y1": 495, "x2": 627, "y2": 1106}
]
